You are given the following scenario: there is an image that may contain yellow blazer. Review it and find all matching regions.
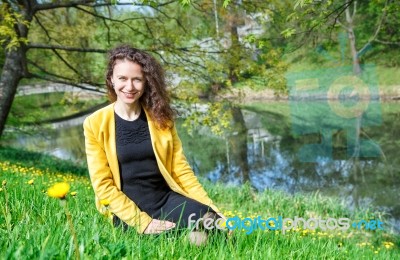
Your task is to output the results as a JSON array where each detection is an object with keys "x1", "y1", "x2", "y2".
[{"x1": 83, "y1": 103, "x2": 219, "y2": 233}]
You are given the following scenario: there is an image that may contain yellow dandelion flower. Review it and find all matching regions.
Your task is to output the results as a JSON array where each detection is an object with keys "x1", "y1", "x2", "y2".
[
  {"x1": 70, "y1": 191, "x2": 77, "y2": 196},
  {"x1": 27, "y1": 179, "x2": 34, "y2": 185},
  {"x1": 47, "y1": 182, "x2": 70, "y2": 199},
  {"x1": 100, "y1": 199, "x2": 110, "y2": 207},
  {"x1": 383, "y1": 241, "x2": 394, "y2": 247},
  {"x1": 269, "y1": 221, "x2": 275, "y2": 227},
  {"x1": 374, "y1": 251, "x2": 378, "y2": 254},
  {"x1": 218, "y1": 219, "x2": 227, "y2": 228}
]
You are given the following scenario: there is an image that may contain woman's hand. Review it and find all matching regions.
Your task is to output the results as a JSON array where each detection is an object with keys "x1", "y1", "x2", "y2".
[{"x1": 143, "y1": 219, "x2": 176, "y2": 234}]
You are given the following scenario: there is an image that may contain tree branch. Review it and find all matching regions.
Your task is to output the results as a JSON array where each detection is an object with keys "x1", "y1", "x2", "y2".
[
  {"x1": 27, "y1": 43, "x2": 108, "y2": 53},
  {"x1": 33, "y1": 14, "x2": 52, "y2": 42},
  {"x1": 143, "y1": 17, "x2": 158, "y2": 43},
  {"x1": 104, "y1": 5, "x2": 112, "y2": 45},
  {"x1": 345, "y1": 0, "x2": 352, "y2": 24},
  {"x1": 352, "y1": 0, "x2": 357, "y2": 20},
  {"x1": 51, "y1": 49, "x2": 82, "y2": 77},
  {"x1": 358, "y1": 0, "x2": 389, "y2": 55},
  {"x1": 27, "y1": 59, "x2": 105, "y2": 90},
  {"x1": 73, "y1": 5, "x2": 149, "y2": 38},
  {"x1": 28, "y1": 59, "x2": 76, "y2": 82},
  {"x1": 34, "y1": 0, "x2": 177, "y2": 12},
  {"x1": 149, "y1": 5, "x2": 188, "y2": 34},
  {"x1": 374, "y1": 39, "x2": 400, "y2": 46},
  {"x1": 335, "y1": 18, "x2": 349, "y2": 31},
  {"x1": 170, "y1": 51, "x2": 207, "y2": 69},
  {"x1": 28, "y1": 72, "x2": 106, "y2": 94}
]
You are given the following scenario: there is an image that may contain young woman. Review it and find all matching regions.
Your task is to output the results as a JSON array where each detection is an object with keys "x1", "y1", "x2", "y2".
[{"x1": 83, "y1": 45, "x2": 223, "y2": 243}]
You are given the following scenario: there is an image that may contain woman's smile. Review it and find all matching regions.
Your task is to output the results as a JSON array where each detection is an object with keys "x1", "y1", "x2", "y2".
[
  {"x1": 122, "y1": 91, "x2": 139, "y2": 98},
  {"x1": 112, "y1": 59, "x2": 145, "y2": 106}
]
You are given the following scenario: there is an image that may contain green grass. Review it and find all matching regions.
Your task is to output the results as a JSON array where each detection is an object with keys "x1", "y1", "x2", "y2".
[{"x1": 0, "y1": 147, "x2": 399, "y2": 259}]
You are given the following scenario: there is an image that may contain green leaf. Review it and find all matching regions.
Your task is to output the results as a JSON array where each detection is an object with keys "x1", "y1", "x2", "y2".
[
  {"x1": 223, "y1": 0, "x2": 231, "y2": 8},
  {"x1": 180, "y1": 0, "x2": 191, "y2": 6},
  {"x1": 280, "y1": 28, "x2": 296, "y2": 38}
]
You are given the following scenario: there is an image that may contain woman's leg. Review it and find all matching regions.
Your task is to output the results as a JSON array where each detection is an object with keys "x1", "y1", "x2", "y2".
[
  {"x1": 112, "y1": 191, "x2": 220, "y2": 245},
  {"x1": 153, "y1": 192, "x2": 219, "y2": 246},
  {"x1": 153, "y1": 191, "x2": 217, "y2": 229}
]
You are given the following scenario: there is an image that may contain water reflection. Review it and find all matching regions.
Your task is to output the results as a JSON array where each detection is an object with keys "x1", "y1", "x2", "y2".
[
  {"x1": 183, "y1": 101, "x2": 399, "y2": 232},
  {"x1": 3, "y1": 125, "x2": 86, "y2": 163}
]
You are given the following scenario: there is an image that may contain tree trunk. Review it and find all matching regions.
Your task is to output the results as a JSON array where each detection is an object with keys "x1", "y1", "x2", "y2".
[
  {"x1": 228, "y1": 19, "x2": 240, "y2": 84},
  {"x1": 228, "y1": 105, "x2": 250, "y2": 183},
  {"x1": 0, "y1": 48, "x2": 27, "y2": 136},
  {"x1": 228, "y1": 2, "x2": 241, "y2": 84},
  {"x1": 225, "y1": 2, "x2": 250, "y2": 183},
  {"x1": 345, "y1": 1, "x2": 362, "y2": 75},
  {"x1": 347, "y1": 26, "x2": 362, "y2": 75},
  {"x1": 0, "y1": 2, "x2": 32, "y2": 137}
]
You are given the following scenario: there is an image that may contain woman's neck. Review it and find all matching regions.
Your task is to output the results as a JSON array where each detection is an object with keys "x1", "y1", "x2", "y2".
[{"x1": 114, "y1": 101, "x2": 141, "y2": 121}]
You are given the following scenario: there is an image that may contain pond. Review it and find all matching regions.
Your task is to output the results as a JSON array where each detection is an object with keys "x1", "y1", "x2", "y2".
[{"x1": 2, "y1": 100, "x2": 399, "y2": 232}]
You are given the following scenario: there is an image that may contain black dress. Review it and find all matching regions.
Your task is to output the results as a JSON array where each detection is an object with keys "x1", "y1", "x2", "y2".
[{"x1": 113, "y1": 108, "x2": 214, "y2": 231}]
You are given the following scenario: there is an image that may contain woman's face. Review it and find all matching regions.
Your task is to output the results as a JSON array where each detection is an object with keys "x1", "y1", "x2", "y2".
[{"x1": 111, "y1": 59, "x2": 145, "y2": 107}]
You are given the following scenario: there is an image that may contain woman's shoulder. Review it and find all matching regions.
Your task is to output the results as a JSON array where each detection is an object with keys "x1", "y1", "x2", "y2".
[
  {"x1": 84, "y1": 103, "x2": 114, "y2": 126},
  {"x1": 87, "y1": 103, "x2": 114, "y2": 119}
]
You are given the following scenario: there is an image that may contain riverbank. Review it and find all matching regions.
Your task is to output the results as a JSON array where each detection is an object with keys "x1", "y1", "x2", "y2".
[
  {"x1": 217, "y1": 85, "x2": 400, "y2": 102},
  {"x1": 0, "y1": 146, "x2": 398, "y2": 258}
]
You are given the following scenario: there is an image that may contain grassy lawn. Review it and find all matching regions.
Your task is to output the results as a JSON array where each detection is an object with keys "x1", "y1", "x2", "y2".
[{"x1": 0, "y1": 147, "x2": 398, "y2": 259}]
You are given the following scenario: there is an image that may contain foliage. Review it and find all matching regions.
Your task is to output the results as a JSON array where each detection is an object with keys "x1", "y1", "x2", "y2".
[
  {"x1": 181, "y1": 101, "x2": 232, "y2": 137},
  {"x1": 0, "y1": 3, "x2": 29, "y2": 51},
  {"x1": 27, "y1": 6, "x2": 106, "y2": 86},
  {"x1": 285, "y1": 0, "x2": 400, "y2": 67}
]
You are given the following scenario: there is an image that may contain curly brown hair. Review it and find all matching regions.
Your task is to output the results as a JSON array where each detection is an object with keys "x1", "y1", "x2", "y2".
[{"x1": 106, "y1": 45, "x2": 174, "y2": 129}]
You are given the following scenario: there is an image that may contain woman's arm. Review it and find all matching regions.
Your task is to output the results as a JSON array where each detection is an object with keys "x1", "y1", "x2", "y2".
[
  {"x1": 170, "y1": 125, "x2": 219, "y2": 212},
  {"x1": 83, "y1": 117, "x2": 152, "y2": 233}
]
